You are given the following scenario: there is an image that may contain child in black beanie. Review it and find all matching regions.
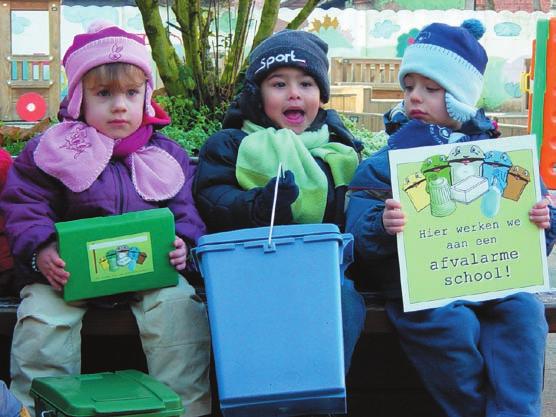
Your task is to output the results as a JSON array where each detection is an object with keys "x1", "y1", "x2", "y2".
[{"x1": 194, "y1": 30, "x2": 365, "y2": 378}]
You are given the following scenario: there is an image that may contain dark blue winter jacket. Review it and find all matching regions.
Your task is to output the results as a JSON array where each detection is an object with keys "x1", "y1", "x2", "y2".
[
  {"x1": 194, "y1": 107, "x2": 362, "y2": 232},
  {"x1": 345, "y1": 113, "x2": 556, "y2": 298}
]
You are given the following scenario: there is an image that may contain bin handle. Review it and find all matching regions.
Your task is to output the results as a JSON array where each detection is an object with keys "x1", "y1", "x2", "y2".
[{"x1": 267, "y1": 162, "x2": 283, "y2": 248}]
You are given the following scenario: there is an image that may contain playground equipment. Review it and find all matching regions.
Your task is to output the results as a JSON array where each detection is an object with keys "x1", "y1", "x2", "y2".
[
  {"x1": 525, "y1": 18, "x2": 556, "y2": 189},
  {"x1": 0, "y1": 1, "x2": 60, "y2": 121}
]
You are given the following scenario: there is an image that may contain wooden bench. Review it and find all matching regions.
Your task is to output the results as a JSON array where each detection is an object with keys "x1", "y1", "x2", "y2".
[
  {"x1": 1, "y1": 290, "x2": 554, "y2": 337},
  {"x1": 1, "y1": 292, "x2": 555, "y2": 417}
]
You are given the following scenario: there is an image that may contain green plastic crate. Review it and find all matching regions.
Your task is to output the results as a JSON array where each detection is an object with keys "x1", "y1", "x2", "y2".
[
  {"x1": 31, "y1": 370, "x2": 184, "y2": 417},
  {"x1": 56, "y1": 208, "x2": 178, "y2": 302}
]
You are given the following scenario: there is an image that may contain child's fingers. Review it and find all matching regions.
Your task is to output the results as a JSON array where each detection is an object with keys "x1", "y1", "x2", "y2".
[
  {"x1": 51, "y1": 256, "x2": 66, "y2": 269},
  {"x1": 533, "y1": 199, "x2": 550, "y2": 210},
  {"x1": 530, "y1": 207, "x2": 549, "y2": 218},
  {"x1": 169, "y1": 246, "x2": 186, "y2": 259},
  {"x1": 529, "y1": 209, "x2": 550, "y2": 228},
  {"x1": 384, "y1": 218, "x2": 405, "y2": 230},
  {"x1": 530, "y1": 215, "x2": 551, "y2": 229},
  {"x1": 384, "y1": 209, "x2": 405, "y2": 220},
  {"x1": 385, "y1": 199, "x2": 402, "y2": 211},
  {"x1": 528, "y1": 195, "x2": 551, "y2": 229},
  {"x1": 530, "y1": 203, "x2": 550, "y2": 225},
  {"x1": 385, "y1": 226, "x2": 404, "y2": 235},
  {"x1": 49, "y1": 264, "x2": 69, "y2": 280},
  {"x1": 173, "y1": 262, "x2": 186, "y2": 271},
  {"x1": 169, "y1": 241, "x2": 187, "y2": 271},
  {"x1": 383, "y1": 216, "x2": 405, "y2": 235},
  {"x1": 171, "y1": 237, "x2": 188, "y2": 263},
  {"x1": 170, "y1": 254, "x2": 186, "y2": 271},
  {"x1": 383, "y1": 199, "x2": 405, "y2": 235},
  {"x1": 45, "y1": 267, "x2": 69, "y2": 290},
  {"x1": 169, "y1": 251, "x2": 186, "y2": 262},
  {"x1": 533, "y1": 220, "x2": 550, "y2": 230},
  {"x1": 384, "y1": 207, "x2": 405, "y2": 226}
]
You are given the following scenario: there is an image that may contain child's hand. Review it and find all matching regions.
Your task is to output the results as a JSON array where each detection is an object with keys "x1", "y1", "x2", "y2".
[
  {"x1": 383, "y1": 199, "x2": 406, "y2": 235},
  {"x1": 169, "y1": 236, "x2": 187, "y2": 271},
  {"x1": 254, "y1": 170, "x2": 299, "y2": 223},
  {"x1": 529, "y1": 198, "x2": 551, "y2": 229},
  {"x1": 37, "y1": 242, "x2": 69, "y2": 291}
]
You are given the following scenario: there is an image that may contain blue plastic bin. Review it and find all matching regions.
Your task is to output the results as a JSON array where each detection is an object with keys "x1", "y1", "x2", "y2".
[{"x1": 193, "y1": 224, "x2": 352, "y2": 417}]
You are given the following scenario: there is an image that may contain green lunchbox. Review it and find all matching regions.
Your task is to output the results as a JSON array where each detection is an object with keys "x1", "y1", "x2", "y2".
[
  {"x1": 56, "y1": 208, "x2": 178, "y2": 302},
  {"x1": 31, "y1": 370, "x2": 184, "y2": 417}
]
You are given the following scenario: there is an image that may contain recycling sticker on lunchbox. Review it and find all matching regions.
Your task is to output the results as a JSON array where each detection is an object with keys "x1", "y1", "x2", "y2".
[{"x1": 87, "y1": 232, "x2": 154, "y2": 281}]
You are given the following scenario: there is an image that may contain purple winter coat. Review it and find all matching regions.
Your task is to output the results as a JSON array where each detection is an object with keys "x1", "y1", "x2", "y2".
[{"x1": 0, "y1": 131, "x2": 206, "y2": 290}]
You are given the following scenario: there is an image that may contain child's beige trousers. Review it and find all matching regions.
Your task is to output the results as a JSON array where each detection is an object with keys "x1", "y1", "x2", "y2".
[{"x1": 10, "y1": 278, "x2": 211, "y2": 417}]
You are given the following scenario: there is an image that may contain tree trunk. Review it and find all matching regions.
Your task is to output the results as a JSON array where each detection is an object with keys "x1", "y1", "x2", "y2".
[
  {"x1": 135, "y1": 0, "x2": 187, "y2": 97},
  {"x1": 249, "y1": 0, "x2": 319, "y2": 69},
  {"x1": 220, "y1": 0, "x2": 253, "y2": 88},
  {"x1": 173, "y1": 0, "x2": 208, "y2": 103},
  {"x1": 287, "y1": 0, "x2": 320, "y2": 29},
  {"x1": 251, "y1": 0, "x2": 280, "y2": 50},
  {"x1": 136, "y1": 0, "x2": 321, "y2": 105}
]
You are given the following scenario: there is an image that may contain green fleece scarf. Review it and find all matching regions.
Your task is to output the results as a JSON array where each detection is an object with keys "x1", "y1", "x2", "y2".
[{"x1": 236, "y1": 120, "x2": 359, "y2": 223}]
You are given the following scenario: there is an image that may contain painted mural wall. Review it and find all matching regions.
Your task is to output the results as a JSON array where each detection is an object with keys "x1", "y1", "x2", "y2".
[
  {"x1": 9, "y1": 4, "x2": 551, "y2": 113},
  {"x1": 285, "y1": 8, "x2": 549, "y2": 111}
]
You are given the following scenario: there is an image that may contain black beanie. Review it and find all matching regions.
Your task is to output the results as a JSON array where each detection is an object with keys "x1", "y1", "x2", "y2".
[{"x1": 245, "y1": 30, "x2": 330, "y2": 103}]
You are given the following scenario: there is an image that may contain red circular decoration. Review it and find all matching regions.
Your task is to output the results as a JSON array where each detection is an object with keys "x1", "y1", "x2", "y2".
[{"x1": 16, "y1": 92, "x2": 47, "y2": 122}]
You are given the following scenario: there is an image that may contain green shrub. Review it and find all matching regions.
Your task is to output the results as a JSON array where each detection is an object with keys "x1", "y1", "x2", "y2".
[
  {"x1": 156, "y1": 95, "x2": 227, "y2": 155},
  {"x1": 1, "y1": 119, "x2": 55, "y2": 156},
  {"x1": 340, "y1": 115, "x2": 387, "y2": 158},
  {"x1": 3, "y1": 137, "x2": 27, "y2": 156},
  {"x1": 160, "y1": 124, "x2": 218, "y2": 156},
  {"x1": 155, "y1": 96, "x2": 389, "y2": 158},
  {"x1": 0, "y1": 122, "x2": 20, "y2": 156}
]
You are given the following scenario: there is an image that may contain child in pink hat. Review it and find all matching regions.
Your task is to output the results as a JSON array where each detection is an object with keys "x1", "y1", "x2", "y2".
[{"x1": 0, "y1": 22, "x2": 211, "y2": 417}]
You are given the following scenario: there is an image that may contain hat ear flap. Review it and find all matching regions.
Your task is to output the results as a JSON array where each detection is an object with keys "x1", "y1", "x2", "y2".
[
  {"x1": 67, "y1": 82, "x2": 83, "y2": 120},
  {"x1": 238, "y1": 80, "x2": 274, "y2": 128},
  {"x1": 144, "y1": 82, "x2": 155, "y2": 117},
  {"x1": 445, "y1": 92, "x2": 477, "y2": 123}
]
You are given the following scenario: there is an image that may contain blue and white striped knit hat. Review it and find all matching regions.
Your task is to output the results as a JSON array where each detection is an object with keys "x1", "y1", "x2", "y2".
[{"x1": 398, "y1": 19, "x2": 488, "y2": 123}]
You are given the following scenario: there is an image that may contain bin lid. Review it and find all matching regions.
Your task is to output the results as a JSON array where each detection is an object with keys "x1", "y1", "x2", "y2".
[
  {"x1": 30, "y1": 370, "x2": 183, "y2": 417},
  {"x1": 197, "y1": 223, "x2": 341, "y2": 247}
]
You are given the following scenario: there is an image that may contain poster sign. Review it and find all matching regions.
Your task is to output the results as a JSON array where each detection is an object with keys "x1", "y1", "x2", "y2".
[{"x1": 389, "y1": 135, "x2": 550, "y2": 312}]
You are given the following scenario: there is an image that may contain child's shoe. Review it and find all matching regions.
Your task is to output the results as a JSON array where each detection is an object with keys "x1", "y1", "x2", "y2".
[{"x1": 20, "y1": 406, "x2": 31, "y2": 417}]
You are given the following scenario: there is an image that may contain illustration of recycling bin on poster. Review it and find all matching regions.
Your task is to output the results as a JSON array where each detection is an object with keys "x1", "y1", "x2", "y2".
[{"x1": 390, "y1": 135, "x2": 551, "y2": 312}]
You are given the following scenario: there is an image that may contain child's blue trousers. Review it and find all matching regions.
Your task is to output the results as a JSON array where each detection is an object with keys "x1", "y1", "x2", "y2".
[
  {"x1": 386, "y1": 292, "x2": 548, "y2": 417},
  {"x1": 341, "y1": 278, "x2": 366, "y2": 372}
]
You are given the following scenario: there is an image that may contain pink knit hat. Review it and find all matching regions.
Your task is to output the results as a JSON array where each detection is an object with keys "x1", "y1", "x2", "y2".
[{"x1": 63, "y1": 21, "x2": 155, "y2": 120}]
